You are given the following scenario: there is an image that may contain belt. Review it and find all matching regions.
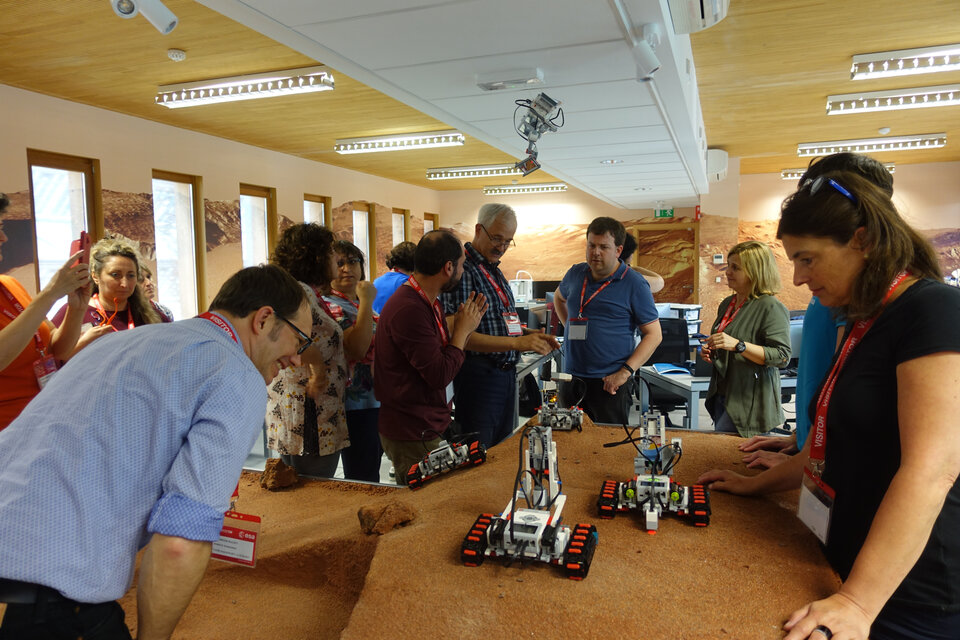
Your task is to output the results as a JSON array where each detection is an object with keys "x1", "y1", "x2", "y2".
[
  {"x1": 0, "y1": 578, "x2": 69, "y2": 605},
  {"x1": 467, "y1": 354, "x2": 516, "y2": 371}
]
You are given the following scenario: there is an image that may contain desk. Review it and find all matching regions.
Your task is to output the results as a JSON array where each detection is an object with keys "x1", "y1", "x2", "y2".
[{"x1": 638, "y1": 366, "x2": 797, "y2": 430}]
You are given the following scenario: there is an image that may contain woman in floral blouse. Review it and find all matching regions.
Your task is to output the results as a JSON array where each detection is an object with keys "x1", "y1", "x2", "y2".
[{"x1": 266, "y1": 223, "x2": 348, "y2": 477}]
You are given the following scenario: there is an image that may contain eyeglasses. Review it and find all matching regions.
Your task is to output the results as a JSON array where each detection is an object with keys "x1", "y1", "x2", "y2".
[
  {"x1": 337, "y1": 257, "x2": 362, "y2": 267},
  {"x1": 804, "y1": 176, "x2": 859, "y2": 207},
  {"x1": 479, "y1": 224, "x2": 516, "y2": 249},
  {"x1": 278, "y1": 315, "x2": 312, "y2": 355}
]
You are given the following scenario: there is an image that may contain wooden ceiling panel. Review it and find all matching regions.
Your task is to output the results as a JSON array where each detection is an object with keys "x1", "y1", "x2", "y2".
[{"x1": 691, "y1": 0, "x2": 960, "y2": 174}]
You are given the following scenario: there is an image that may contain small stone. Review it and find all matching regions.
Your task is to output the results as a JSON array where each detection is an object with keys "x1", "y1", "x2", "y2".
[
  {"x1": 260, "y1": 457, "x2": 298, "y2": 490},
  {"x1": 358, "y1": 501, "x2": 417, "y2": 535}
]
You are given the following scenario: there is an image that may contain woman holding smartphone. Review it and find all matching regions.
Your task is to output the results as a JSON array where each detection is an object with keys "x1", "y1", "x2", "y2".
[{"x1": 0, "y1": 193, "x2": 90, "y2": 429}]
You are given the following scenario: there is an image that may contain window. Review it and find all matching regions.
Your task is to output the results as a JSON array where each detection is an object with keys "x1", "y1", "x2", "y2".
[
  {"x1": 240, "y1": 184, "x2": 277, "y2": 268},
  {"x1": 303, "y1": 193, "x2": 331, "y2": 226},
  {"x1": 26, "y1": 149, "x2": 101, "y2": 316},
  {"x1": 423, "y1": 212, "x2": 439, "y2": 234},
  {"x1": 391, "y1": 208, "x2": 408, "y2": 246},
  {"x1": 152, "y1": 170, "x2": 204, "y2": 319},
  {"x1": 352, "y1": 208, "x2": 370, "y2": 265}
]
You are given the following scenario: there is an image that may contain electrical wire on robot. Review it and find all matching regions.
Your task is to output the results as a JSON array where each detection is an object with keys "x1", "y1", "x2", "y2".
[
  {"x1": 513, "y1": 93, "x2": 563, "y2": 176},
  {"x1": 405, "y1": 428, "x2": 486, "y2": 490}
]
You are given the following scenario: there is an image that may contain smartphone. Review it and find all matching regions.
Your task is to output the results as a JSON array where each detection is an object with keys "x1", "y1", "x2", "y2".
[{"x1": 70, "y1": 230, "x2": 91, "y2": 266}]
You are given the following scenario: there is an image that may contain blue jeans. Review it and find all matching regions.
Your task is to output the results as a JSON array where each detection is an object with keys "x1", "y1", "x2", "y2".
[{"x1": 453, "y1": 356, "x2": 517, "y2": 448}]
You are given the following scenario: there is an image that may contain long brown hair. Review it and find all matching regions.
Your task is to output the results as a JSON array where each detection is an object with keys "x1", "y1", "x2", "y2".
[
  {"x1": 778, "y1": 171, "x2": 940, "y2": 320},
  {"x1": 89, "y1": 237, "x2": 161, "y2": 325}
]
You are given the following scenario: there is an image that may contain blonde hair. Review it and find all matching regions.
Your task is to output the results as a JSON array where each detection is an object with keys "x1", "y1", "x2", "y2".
[
  {"x1": 728, "y1": 240, "x2": 781, "y2": 299},
  {"x1": 90, "y1": 237, "x2": 161, "y2": 325}
]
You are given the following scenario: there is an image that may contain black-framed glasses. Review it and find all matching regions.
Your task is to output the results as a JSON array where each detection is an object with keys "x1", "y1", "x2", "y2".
[
  {"x1": 337, "y1": 257, "x2": 362, "y2": 267},
  {"x1": 479, "y1": 224, "x2": 516, "y2": 249},
  {"x1": 278, "y1": 315, "x2": 312, "y2": 355},
  {"x1": 804, "y1": 176, "x2": 858, "y2": 207}
]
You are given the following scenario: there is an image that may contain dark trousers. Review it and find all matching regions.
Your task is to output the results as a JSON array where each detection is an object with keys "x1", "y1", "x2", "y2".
[
  {"x1": 453, "y1": 356, "x2": 517, "y2": 448},
  {"x1": 0, "y1": 584, "x2": 131, "y2": 640},
  {"x1": 341, "y1": 408, "x2": 382, "y2": 482},
  {"x1": 559, "y1": 376, "x2": 633, "y2": 425}
]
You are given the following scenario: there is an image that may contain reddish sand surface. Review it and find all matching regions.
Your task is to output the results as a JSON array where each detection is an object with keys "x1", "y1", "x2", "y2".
[{"x1": 119, "y1": 427, "x2": 838, "y2": 639}]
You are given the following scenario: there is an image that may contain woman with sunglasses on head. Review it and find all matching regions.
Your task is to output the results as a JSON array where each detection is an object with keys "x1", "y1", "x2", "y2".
[
  {"x1": 51, "y1": 237, "x2": 165, "y2": 354},
  {"x1": 702, "y1": 172, "x2": 960, "y2": 640},
  {"x1": 266, "y1": 223, "x2": 349, "y2": 478},
  {"x1": 701, "y1": 240, "x2": 792, "y2": 438},
  {"x1": 323, "y1": 241, "x2": 381, "y2": 482}
]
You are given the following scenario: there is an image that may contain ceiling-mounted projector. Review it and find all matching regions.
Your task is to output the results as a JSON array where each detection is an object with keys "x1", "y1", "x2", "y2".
[{"x1": 668, "y1": 0, "x2": 729, "y2": 34}]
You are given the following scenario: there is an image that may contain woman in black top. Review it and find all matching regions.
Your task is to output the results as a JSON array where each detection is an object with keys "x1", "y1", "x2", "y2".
[{"x1": 700, "y1": 170, "x2": 960, "y2": 640}]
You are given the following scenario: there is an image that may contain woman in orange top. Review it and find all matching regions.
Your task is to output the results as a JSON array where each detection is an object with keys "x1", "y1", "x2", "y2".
[{"x1": 0, "y1": 193, "x2": 91, "y2": 429}]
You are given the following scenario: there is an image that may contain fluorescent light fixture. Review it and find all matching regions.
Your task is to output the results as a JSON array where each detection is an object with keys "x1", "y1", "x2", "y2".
[
  {"x1": 781, "y1": 164, "x2": 895, "y2": 180},
  {"x1": 426, "y1": 164, "x2": 522, "y2": 180},
  {"x1": 851, "y1": 44, "x2": 960, "y2": 80},
  {"x1": 476, "y1": 68, "x2": 544, "y2": 91},
  {"x1": 335, "y1": 130, "x2": 464, "y2": 155},
  {"x1": 797, "y1": 133, "x2": 946, "y2": 157},
  {"x1": 156, "y1": 66, "x2": 333, "y2": 109},
  {"x1": 482, "y1": 183, "x2": 567, "y2": 195},
  {"x1": 827, "y1": 84, "x2": 960, "y2": 115}
]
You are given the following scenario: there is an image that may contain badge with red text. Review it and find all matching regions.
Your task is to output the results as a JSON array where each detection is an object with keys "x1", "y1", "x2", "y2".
[
  {"x1": 211, "y1": 511, "x2": 261, "y2": 568},
  {"x1": 798, "y1": 468, "x2": 834, "y2": 545},
  {"x1": 503, "y1": 312, "x2": 523, "y2": 336},
  {"x1": 33, "y1": 355, "x2": 58, "y2": 389}
]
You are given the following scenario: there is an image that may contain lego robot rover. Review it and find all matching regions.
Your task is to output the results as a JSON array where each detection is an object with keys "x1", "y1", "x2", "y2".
[{"x1": 406, "y1": 438, "x2": 486, "y2": 489}]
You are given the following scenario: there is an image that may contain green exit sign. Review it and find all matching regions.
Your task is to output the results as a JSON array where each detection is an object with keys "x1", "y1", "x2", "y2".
[{"x1": 654, "y1": 207, "x2": 674, "y2": 219}]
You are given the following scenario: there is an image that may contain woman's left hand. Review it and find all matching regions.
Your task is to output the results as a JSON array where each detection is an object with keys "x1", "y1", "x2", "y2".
[
  {"x1": 783, "y1": 593, "x2": 873, "y2": 640},
  {"x1": 705, "y1": 331, "x2": 738, "y2": 352}
]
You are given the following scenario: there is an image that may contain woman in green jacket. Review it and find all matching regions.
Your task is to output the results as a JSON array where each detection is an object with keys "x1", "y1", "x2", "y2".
[{"x1": 701, "y1": 240, "x2": 791, "y2": 438}]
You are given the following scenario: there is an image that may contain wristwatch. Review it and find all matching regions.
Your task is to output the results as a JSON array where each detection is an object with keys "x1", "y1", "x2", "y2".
[{"x1": 735, "y1": 340, "x2": 746, "y2": 353}]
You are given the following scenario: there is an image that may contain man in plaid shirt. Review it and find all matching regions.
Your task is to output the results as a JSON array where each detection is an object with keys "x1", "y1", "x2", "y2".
[{"x1": 441, "y1": 204, "x2": 559, "y2": 448}]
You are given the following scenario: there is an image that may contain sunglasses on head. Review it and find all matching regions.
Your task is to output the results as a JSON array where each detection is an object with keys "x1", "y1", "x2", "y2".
[{"x1": 803, "y1": 176, "x2": 858, "y2": 207}]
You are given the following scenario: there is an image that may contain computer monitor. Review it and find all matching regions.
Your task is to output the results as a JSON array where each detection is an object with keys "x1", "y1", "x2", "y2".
[
  {"x1": 532, "y1": 280, "x2": 562, "y2": 300},
  {"x1": 788, "y1": 317, "x2": 803, "y2": 368}
]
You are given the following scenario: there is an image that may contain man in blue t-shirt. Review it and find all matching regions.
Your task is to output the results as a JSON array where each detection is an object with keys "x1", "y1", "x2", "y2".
[{"x1": 554, "y1": 217, "x2": 661, "y2": 424}]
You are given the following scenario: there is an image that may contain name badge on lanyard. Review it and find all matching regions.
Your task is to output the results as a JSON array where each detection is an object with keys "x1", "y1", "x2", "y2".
[
  {"x1": 568, "y1": 317, "x2": 588, "y2": 341},
  {"x1": 503, "y1": 312, "x2": 523, "y2": 336},
  {"x1": 33, "y1": 355, "x2": 58, "y2": 389},
  {"x1": 798, "y1": 468, "x2": 835, "y2": 544}
]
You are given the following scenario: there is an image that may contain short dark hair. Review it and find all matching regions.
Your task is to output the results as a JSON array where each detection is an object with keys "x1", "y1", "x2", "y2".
[
  {"x1": 586, "y1": 217, "x2": 626, "y2": 247},
  {"x1": 334, "y1": 239, "x2": 366, "y2": 281},
  {"x1": 799, "y1": 153, "x2": 893, "y2": 195},
  {"x1": 0, "y1": 193, "x2": 9, "y2": 214},
  {"x1": 415, "y1": 230, "x2": 463, "y2": 276},
  {"x1": 210, "y1": 264, "x2": 306, "y2": 319},
  {"x1": 620, "y1": 233, "x2": 638, "y2": 264},
  {"x1": 385, "y1": 241, "x2": 416, "y2": 272},
  {"x1": 270, "y1": 223, "x2": 336, "y2": 286}
]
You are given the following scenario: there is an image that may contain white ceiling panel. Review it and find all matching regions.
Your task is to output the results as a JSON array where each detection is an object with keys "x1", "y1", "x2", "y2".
[{"x1": 239, "y1": 0, "x2": 459, "y2": 27}]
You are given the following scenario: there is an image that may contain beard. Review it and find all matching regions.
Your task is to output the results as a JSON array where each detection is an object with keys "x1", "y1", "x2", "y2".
[{"x1": 441, "y1": 271, "x2": 461, "y2": 292}]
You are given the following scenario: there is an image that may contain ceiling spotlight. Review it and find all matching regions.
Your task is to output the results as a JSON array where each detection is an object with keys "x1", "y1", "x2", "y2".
[
  {"x1": 109, "y1": 0, "x2": 177, "y2": 34},
  {"x1": 111, "y1": 0, "x2": 137, "y2": 18}
]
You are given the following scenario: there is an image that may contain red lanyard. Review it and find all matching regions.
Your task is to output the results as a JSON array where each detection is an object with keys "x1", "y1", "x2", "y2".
[
  {"x1": 92, "y1": 294, "x2": 134, "y2": 330},
  {"x1": 406, "y1": 276, "x2": 449, "y2": 346},
  {"x1": 578, "y1": 265, "x2": 627, "y2": 318},
  {"x1": 716, "y1": 296, "x2": 747, "y2": 333},
  {"x1": 476, "y1": 263, "x2": 511, "y2": 308},
  {"x1": 809, "y1": 271, "x2": 911, "y2": 473},
  {"x1": 310, "y1": 285, "x2": 338, "y2": 320},
  {"x1": 329, "y1": 289, "x2": 359, "y2": 311},
  {"x1": 199, "y1": 311, "x2": 238, "y2": 343},
  {"x1": 0, "y1": 279, "x2": 46, "y2": 356}
]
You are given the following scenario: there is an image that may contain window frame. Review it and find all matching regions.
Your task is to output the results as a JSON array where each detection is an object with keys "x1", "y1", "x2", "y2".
[
  {"x1": 239, "y1": 182, "x2": 278, "y2": 264},
  {"x1": 303, "y1": 193, "x2": 332, "y2": 227},
  {"x1": 152, "y1": 169, "x2": 207, "y2": 313}
]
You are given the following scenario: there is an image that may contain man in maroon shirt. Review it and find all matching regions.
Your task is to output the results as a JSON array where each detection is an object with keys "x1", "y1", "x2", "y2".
[{"x1": 375, "y1": 230, "x2": 487, "y2": 484}]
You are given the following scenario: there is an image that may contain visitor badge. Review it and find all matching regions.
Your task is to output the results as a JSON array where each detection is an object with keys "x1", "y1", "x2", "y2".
[
  {"x1": 798, "y1": 468, "x2": 834, "y2": 545},
  {"x1": 446, "y1": 381, "x2": 454, "y2": 404},
  {"x1": 503, "y1": 312, "x2": 523, "y2": 336},
  {"x1": 33, "y1": 355, "x2": 58, "y2": 389},
  {"x1": 211, "y1": 511, "x2": 262, "y2": 568},
  {"x1": 568, "y1": 317, "x2": 588, "y2": 341}
]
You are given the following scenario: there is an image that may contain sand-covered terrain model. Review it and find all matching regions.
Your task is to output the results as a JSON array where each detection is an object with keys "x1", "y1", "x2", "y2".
[{"x1": 118, "y1": 427, "x2": 838, "y2": 639}]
